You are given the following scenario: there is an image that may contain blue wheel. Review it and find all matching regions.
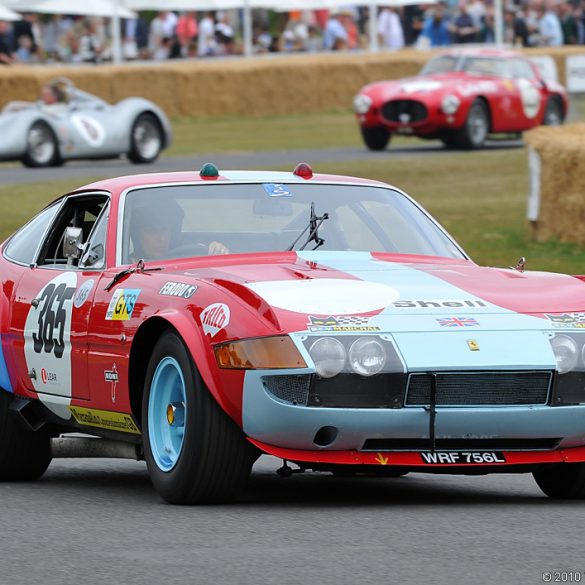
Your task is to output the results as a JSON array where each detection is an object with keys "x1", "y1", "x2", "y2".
[
  {"x1": 148, "y1": 357, "x2": 186, "y2": 472},
  {"x1": 142, "y1": 332, "x2": 257, "y2": 504}
]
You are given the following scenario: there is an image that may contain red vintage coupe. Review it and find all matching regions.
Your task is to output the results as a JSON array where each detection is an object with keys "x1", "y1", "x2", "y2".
[{"x1": 353, "y1": 48, "x2": 568, "y2": 150}]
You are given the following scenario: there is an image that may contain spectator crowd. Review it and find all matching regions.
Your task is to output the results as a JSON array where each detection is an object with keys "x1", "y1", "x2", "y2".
[{"x1": 0, "y1": 0, "x2": 583, "y2": 65}]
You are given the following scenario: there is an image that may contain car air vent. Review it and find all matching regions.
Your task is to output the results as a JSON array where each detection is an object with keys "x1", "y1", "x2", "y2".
[
  {"x1": 381, "y1": 99, "x2": 428, "y2": 124},
  {"x1": 405, "y1": 371, "x2": 552, "y2": 406},
  {"x1": 262, "y1": 375, "x2": 311, "y2": 406},
  {"x1": 361, "y1": 438, "x2": 562, "y2": 452}
]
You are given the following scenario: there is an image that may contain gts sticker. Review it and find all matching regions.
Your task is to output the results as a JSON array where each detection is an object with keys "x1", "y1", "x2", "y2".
[{"x1": 106, "y1": 289, "x2": 141, "y2": 321}]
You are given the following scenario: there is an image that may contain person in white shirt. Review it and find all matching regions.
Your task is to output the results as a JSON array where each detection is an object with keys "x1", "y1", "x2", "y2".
[
  {"x1": 198, "y1": 12, "x2": 217, "y2": 57},
  {"x1": 377, "y1": 7, "x2": 405, "y2": 50}
]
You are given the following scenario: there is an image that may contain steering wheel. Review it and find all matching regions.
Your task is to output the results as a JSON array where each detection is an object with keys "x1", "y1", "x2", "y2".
[{"x1": 168, "y1": 243, "x2": 208, "y2": 258}]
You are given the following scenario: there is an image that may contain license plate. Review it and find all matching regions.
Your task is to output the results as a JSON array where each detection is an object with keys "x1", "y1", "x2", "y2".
[{"x1": 420, "y1": 451, "x2": 507, "y2": 464}]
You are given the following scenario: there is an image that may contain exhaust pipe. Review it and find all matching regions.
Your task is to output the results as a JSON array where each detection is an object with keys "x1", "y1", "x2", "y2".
[{"x1": 51, "y1": 437, "x2": 143, "y2": 460}]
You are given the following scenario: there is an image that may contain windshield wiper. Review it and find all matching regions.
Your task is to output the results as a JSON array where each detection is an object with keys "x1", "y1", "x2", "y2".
[
  {"x1": 286, "y1": 202, "x2": 329, "y2": 252},
  {"x1": 104, "y1": 259, "x2": 164, "y2": 291}
]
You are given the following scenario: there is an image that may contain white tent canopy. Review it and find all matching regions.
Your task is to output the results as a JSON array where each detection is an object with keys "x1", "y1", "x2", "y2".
[
  {"x1": 0, "y1": 2, "x2": 20, "y2": 19},
  {"x1": 8, "y1": 0, "x2": 135, "y2": 18}
]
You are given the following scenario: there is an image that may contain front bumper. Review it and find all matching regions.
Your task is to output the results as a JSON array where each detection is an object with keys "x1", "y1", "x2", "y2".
[
  {"x1": 242, "y1": 370, "x2": 585, "y2": 453},
  {"x1": 249, "y1": 438, "x2": 585, "y2": 469}
]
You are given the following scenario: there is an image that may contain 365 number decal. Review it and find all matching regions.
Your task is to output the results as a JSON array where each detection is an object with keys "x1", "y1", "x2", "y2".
[{"x1": 32, "y1": 282, "x2": 75, "y2": 358}]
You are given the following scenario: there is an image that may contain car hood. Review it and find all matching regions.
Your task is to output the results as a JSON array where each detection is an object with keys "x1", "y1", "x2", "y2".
[
  {"x1": 172, "y1": 251, "x2": 585, "y2": 331},
  {"x1": 360, "y1": 73, "x2": 501, "y2": 103}
]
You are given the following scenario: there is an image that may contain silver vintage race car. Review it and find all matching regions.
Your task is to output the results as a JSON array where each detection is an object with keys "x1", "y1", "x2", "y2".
[{"x1": 0, "y1": 79, "x2": 172, "y2": 168}]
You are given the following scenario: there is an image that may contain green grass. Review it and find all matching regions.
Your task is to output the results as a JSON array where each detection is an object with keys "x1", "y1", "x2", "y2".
[
  {"x1": 1, "y1": 111, "x2": 585, "y2": 275},
  {"x1": 168, "y1": 110, "x2": 362, "y2": 155}
]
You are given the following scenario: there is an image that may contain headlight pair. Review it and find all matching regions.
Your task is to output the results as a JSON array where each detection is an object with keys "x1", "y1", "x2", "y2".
[
  {"x1": 309, "y1": 336, "x2": 386, "y2": 378},
  {"x1": 550, "y1": 334, "x2": 584, "y2": 374}
]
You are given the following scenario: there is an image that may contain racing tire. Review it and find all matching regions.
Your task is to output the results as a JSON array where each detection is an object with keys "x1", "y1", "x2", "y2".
[
  {"x1": 22, "y1": 120, "x2": 61, "y2": 168},
  {"x1": 533, "y1": 463, "x2": 585, "y2": 499},
  {"x1": 361, "y1": 126, "x2": 391, "y2": 151},
  {"x1": 0, "y1": 391, "x2": 52, "y2": 481},
  {"x1": 542, "y1": 96, "x2": 564, "y2": 126},
  {"x1": 142, "y1": 331, "x2": 256, "y2": 504},
  {"x1": 128, "y1": 113, "x2": 164, "y2": 164},
  {"x1": 452, "y1": 99, "x2": 489, "y2": 150},
  {"x1": 440, "y1": 131, "x2": 459, "y2": 149}
]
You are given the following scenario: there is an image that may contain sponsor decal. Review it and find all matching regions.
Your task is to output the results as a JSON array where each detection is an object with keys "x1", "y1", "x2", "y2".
[
  {"x1": 71, "y1": 114, "x2": 106, "y2": 147},
  {"x1": 467, "y1": 339, "x2": 480, "y2": 351},
  {"x1": 40, "y1": 368, "x2": 58, "y2": 384},
  {"x1": 420, "y1": 452, "x2": 506, "y2": 464},
  {"x1": 308, "y1": 315, "x2": 381, "y2": 332},
  {"x1": 69, "y1": 406, "x2": 141, "y2": 435},
  {"x1": 437, "y1": 317, "x2": 479, "y2": 327},
  {"x1": 106, "y1": 289, "x2": 141, "y2": 321},
  {"x1": 393, "y1": 299, "x2": 488, "y2": 309},
  {"x1": 545, "y1": 313, "x2": 585, "y2": 329},
  {"x1": 105, "y1": 364, "x2": 119, "y2": 403},
  {"x1": 263, "y1": 183, "x2": 292, "y2": 197},
  {"x1": 375, "y1": 453, "x2": 389, "y2": 465},
  {"x1": 73, "y1": 279, "x2": 95, "y2": 309},
  {"x1": 201, "y1": 303, "x2": 230, "y2": 337},
  {"x1": 159, "y1": 281, "x2": 197, "y2": 299},
  {"x1": 458, "y1": 81, "x2": 498, "y2": 97}
]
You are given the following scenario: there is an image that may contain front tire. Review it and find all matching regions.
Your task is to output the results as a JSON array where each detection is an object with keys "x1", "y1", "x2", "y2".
[
  {"x1": 128, "y1": 113, "x2": 164, "y2": 164},
  {"x1": 542, "y1": 96, "x2": 563, "y2": 126},
  {"x1": 142, "y1": 332, "x2": 256, "y2": 504},
  {"x1": 452, "y1": 99, "x2": 489, "y2": 150},
  {"x1": 361, "y1": 126, "x2": 391, "y2": 151},
  {"x1": 22, "y1": 120, "x2": 61, "y2": 168},
  {"x1": 533, "y1": 463, "x2": 585, "y2": 499},
  {"x1": 0, "y1": 392, "x2": 51, "y2": 481}
]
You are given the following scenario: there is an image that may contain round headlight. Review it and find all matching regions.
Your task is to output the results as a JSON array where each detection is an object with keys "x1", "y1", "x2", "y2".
[
  {"x1": 551, "y1": 334, "x2": 578, "y2": 374},
  {"x1": 441, "y1": 94, "x2": 461, "y2": 115},
  {"x1": 353, "y1": 94, "x2": 372, "y2": 115},
  {"x1": 309, "y1": 337, "x2": 346, "y2": 378},
  {"x1": 348, "y1": 337, "x2": 387, "y2": 377}
]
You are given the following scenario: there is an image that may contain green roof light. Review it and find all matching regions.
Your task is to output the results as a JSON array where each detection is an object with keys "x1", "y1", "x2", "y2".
[{"x1": 200, "y1": 163, "x2": 219, "y2": 179}]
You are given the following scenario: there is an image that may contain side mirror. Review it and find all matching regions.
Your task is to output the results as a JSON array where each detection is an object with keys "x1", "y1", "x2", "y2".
[{"x1": 63, "y1": 226, "x2": 84, "y2": 259}]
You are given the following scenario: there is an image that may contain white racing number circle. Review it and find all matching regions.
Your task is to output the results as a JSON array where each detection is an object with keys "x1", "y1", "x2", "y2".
[
  {"x1": 24, "y1": 273, "x2": 77, "y2": 418},
  {"x1": 71, "y1": 114, "x2": 106, "y2": 147},
  {"x1": 516, "y1": 78, "x2": 541, "y2": 119}
]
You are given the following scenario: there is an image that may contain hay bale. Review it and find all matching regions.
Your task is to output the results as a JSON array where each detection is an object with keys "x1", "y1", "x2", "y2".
[{"x1": 525, "y1": 124, "x2": 585, "y2": 244}]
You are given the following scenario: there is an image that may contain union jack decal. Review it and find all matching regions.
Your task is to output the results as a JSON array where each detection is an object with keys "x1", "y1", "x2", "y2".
[{"x1": 436, "y1": 317, "x2": 479, "y2": 327}]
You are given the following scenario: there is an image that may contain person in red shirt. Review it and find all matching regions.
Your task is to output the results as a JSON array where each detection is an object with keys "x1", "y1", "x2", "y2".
[{"x1": 176, "y1": 11, "x2": 197, "y2": 57}]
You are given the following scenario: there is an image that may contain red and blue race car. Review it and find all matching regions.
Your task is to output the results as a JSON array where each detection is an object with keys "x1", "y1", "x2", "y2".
[
  {"x1": 1, "y1": 163, "x2": 585, "y2": 504},
  {"x1": 353, "y1": 48, "x2": 568, "y2": 150}
]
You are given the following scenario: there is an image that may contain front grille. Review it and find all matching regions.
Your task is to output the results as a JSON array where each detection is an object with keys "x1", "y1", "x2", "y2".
[
  {"x1": 262, "y1": 375, "x2": 311, "y2": 405},
  {"x1": 381, "y1": 99, "x2": 428, "y2": 124},
  {"x1": 405, "y1": 371, "x2": 552, "y2": 406},
  {"x1": 361, "y1": 438, "x2": 561, "y2": 452}
]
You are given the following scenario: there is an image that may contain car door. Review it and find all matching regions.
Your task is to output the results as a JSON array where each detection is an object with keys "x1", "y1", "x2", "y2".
[
  {"x1": 8, "y1": 193, "x2": 109, "y2": 416},
  {"x1": 509, "y1": 58, "x2": 544, "y2": 130}
]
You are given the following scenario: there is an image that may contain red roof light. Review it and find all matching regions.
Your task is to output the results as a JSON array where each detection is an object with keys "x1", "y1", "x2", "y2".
[{"x1": 293, "y1": 162, "x2": 313, "y2": 180}]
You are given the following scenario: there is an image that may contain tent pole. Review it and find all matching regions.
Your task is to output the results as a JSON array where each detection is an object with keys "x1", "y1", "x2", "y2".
[
  {"x1": 112, "y1": 0, "x2": 123, "y2": 64},
  {"x1": 368, "y1": 0, "x2": 378, "y2": 53},
  {"x1": 243, "y1": 0, "x2": 252, "y2": 57}
]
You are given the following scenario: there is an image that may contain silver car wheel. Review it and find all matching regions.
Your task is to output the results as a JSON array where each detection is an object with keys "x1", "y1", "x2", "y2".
[
  {"x1": 133, "y1": 116, "x2": 162, "y2": 161},
  {"x1": 27, "y1": 123, "x2": 56, "y2": 165},
  {"x1": 469, "y1": 103, "x2": 488, "y2": 147}
]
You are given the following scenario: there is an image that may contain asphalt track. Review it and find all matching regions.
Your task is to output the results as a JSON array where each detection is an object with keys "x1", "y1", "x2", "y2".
[
  {"x1": 0, "y1": 140, "x2": 523, "y2": 185},
  {"x1": 0, "y1": 455, "x2": 583, "y2": 585}
]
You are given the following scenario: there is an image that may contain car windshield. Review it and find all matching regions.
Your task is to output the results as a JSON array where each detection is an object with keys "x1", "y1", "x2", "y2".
[
  {"x1": 120, "y1": 183, "x2": 465, "y2": 264},
  {"x1": 421, "y1": 55, "x2": 510, "y2": 77}
]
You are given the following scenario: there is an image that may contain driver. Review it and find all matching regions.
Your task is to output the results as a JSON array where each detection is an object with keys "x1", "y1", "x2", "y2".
[
  {"x1": 39, "y1": 82, "x2": 68, "y2": 107},
  {"x1": 129, "y1": 201, "x2": 229, "y2": 261}
]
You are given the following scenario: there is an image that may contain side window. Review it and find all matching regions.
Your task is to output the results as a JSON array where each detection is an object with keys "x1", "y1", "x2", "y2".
[
  {"x1": 80, "y1": 205, "x2": 109, "y2": 269},
  {"x1": 37, "y1": 194, "x2": 109, "y2": 268},
  {"x1": 3, "y1": 203, "x2": 61, "y2": 265}
]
